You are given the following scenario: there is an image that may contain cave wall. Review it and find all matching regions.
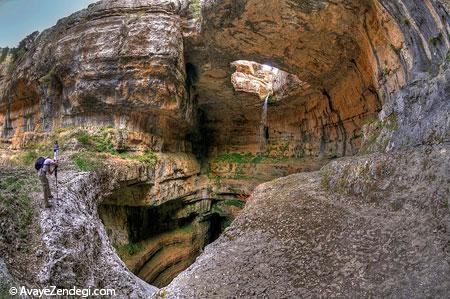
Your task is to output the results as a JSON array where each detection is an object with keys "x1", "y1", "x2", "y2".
[
  {"x1": 185, "y1": 0, "x2": 449, "y2": 158},
  {"x1": 1, "y1": 0, "x2": 448, "y2": 157},
  {"x1": 0, "y1": 0, "x2": 193, "y2": 151},
  {"x1": 94, "y1": 152, "x2": 245, "y2": 288}
]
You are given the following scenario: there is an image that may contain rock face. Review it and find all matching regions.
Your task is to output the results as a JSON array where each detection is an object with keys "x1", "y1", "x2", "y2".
[
  {"x1": 1, "y1": 0, "x2": 449, "y2": 157},
  {"x1": 0, "y1": 150, "x2": 244, "y2": 297},
  {"x1": 0, "y1": 0, "x2": 193, "y2": 151},
  {"x1": 162, "y1": 145, "x2": 450, "y2": 298},
  {"x1": 37, "y1": 169, "x2": 157, "y2": 298}
]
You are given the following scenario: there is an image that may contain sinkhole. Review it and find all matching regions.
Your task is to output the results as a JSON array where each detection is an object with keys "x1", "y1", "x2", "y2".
[{"x1": 98, "y1": 185, "x2": 245, "y2": 288}]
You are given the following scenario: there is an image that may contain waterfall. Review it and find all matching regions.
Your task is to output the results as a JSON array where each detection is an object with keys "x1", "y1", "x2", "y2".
[{"x1": 260, "y1": 95, "x2": 269, "y2": 152}]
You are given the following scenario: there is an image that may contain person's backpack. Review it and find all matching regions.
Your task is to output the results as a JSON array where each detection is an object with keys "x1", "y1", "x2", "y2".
[{"x1": 35, "y1": 157, "x2": 46, "y2": 171}]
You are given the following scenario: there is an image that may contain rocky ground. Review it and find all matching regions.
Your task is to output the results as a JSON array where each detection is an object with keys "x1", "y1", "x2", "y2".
[
  {"x1": 1, "y1": 145, "x2": 449, "y2": 298},
  {"x1": 0, "y1": 157, "x2": 157, "y2": 298},
  {"x1": 160, "y1": 144, "x2": 450, "y2": 298}
]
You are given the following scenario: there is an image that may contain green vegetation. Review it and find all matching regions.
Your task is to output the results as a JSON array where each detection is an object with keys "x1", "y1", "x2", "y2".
[
  {"x1": 114, "y1": 242, "x2": 144, "y2": 258},
  {"x1": 75, "y1": 131, "x2": 91, "y2": 147},
  {"x1": 0, "y1": 47, "x2": 9, "y2": 63},
  {"x1": 429, "y1": 33, "x2": 442, "y2": 47},
  {"x1": 359, "y1": 113, "x2": 398, "y2": 154},
  {"x1": 178, "y1": 223, "x2": 193, "y2": 233},
  {"x1": 15, "y1": 149, "x2": 40, "y2": 165},
  {"x1": 189, "y1": 0, "x2": 201, "y2": 18},
  {"x1": 400, "y1": 17, "x2": 411, "y2": 26},
  {"x1": 390, "y1": 201, "x2": 402, "y2": 212},
  {"x1": 136, "y1": 10, "x2": 146, "y2": 17},
  {"x1": 0, "y1": 174, "x2": 35, "y2": 239},
  {"x1": 119, "y1": 151, "x2": 157, "y2": 165},
  {"x1": 12, "y1": 126, "x2": 158, "y2": 171},
  {"x1": 158, "y1": 290, "x2": 167, "y2": 299},
  {"x1": 382, "y1": 65, "x2": 391, "y2": 77},
  {"x1": 214, "y1": 152, "x2": 264, "y2": 164},
  {"x1": 0, "y1": 285, "x2": 10, "y2": 299},
  {"x1": 383, "y1": 113, "x2": 399, "y2": 131},
  {"x1": 7, "y1": 61, "x2": 16, "y2": 75},
  {"x1": 267, "y1": 94, "x2": 277, "y2": 106},
  {"x1": 214, "y1": 149, "x2": 290, "y2": 165},
  {"x1": 93, "y1": 131, "x2": 116, "y2": 153},
  {"x1": 389, "y1": 43, "x2": 402, "y2": 55},
  {"x1": 320, "y1": 169, "x2": 331, "y2": 190},
  {"x1": 72, "y1": 153, "x2": 101, "y2": 171},
  {"x1": 12, "y1": 147, "x2": 52, "y2": 166},
  {"x1": 74, "y1": 127, "x2": 116, "y2": 154},
  {"x1": 12, "y1": 48, "x2": 26, "y2": 61},
  {"x1": 442, "y1": 198, "x2": 449, "y2": 209},
  {"x1": 206, "y1": 171, "x2": 222, "y2": 189},
  {"x1": 211, "y1": 202, "x2": 225, "y2": 215},
  {"x1": 39, "y1": 67, "x2": 57, "y2": 85},
  {"x1": 223, "y1": 199, "x2": 245, "y2": 209}
]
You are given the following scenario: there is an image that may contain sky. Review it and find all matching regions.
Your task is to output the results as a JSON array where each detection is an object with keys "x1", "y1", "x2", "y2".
[{"x1": 0, "y1": 0, "x2": 98, "y2": 47}]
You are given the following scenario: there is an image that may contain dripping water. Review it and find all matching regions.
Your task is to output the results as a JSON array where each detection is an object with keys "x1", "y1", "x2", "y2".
[{"x1": 260, "y1": 95, "x2": 269, "y2": 152}]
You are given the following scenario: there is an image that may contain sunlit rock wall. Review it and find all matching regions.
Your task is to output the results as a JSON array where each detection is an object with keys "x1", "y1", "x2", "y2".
[{"x1": 0, "y1": 0, "x2": 193, "y2": 152}]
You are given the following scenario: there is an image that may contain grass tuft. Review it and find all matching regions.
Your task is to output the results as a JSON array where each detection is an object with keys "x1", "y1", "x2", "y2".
[
  {"x1": 72, "y1": 153, "x2": 100, "y2": 171},
  {"x1": 223, "y1": 199, "x2": 245, "y2": 209},
  {"x1": 119, "y1": 151, "x2": 157, "y2": 165},
  {"x1": 114, "y1": 242, "x2": 143, "y2": 258}
]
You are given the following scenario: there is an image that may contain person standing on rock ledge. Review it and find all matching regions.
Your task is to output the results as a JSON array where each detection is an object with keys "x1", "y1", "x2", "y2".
[{"x1": 37, "y1": 157, "x2": 58, "y2": 208}]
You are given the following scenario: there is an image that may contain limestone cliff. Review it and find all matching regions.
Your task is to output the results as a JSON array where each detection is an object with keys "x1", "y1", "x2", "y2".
[{"x1": 1, "y1": 0, "x2": 449, "y2": 157}]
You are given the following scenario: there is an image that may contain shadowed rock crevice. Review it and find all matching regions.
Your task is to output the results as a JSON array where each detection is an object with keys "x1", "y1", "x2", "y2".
[{"x1": 98, "y1": 193, "x2": 242, "y2": 288}]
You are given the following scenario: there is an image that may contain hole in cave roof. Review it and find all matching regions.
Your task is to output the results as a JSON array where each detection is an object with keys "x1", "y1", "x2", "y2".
[{"x1": 230, "y1": 60, "x2": 308, "y2": 101}]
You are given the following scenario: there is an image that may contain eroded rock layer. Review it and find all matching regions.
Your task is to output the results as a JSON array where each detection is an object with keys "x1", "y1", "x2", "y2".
[
  {"x1": 0, "y1": 0, "x2": 193, "y2": 151},
  {"x1": 187, "y1": 0, "x2": 449, "y2": 157},
  {"x1": 162, "y1": 145, "x2": 450, "y2": 298},
  {"x1": 1, "y1": 0, "x2": 449, "y2": 158}
]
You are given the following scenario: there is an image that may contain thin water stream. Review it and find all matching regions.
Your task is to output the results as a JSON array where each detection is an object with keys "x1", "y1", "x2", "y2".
[{"x1": 260, "y1": 95, "x2": 269, "y2": 152}]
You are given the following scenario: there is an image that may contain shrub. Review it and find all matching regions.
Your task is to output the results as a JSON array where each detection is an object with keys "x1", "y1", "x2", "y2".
[
  {"x1": 223, "y1": 199, "x2": 245, "y2": 209},
  {"x1": 441, "y1": 198, "x2": 449, "y2": 209},
  {"x1": 189, "y1": 0, "x2": 201, "y2": 18},
  {"x1": 0, "y1": 174, "x2": 33, "y2": 239},
  {"x1": 382, "y1": 66, "x2": 391, "y2": 77},
  {"x1": 119, "y1": 151, "x2": 158, "y2": 165},
  {"x1": 72, "y1": 153, "x2": 100, "y2": 171},
  {"x1": 400, "y1": 17, "x2": 410, "y2": 26},
  {"x1": 214, "y1": 152, "x2": 265, "y2": 164},
  {"x1": 267, "y1": 94, "x2": 277, "y2": 106},
  {"x1": 114, "y1": 242, "x2": 143, "y2": 258},
  {"x1": 92, "y1": 132, "x2": 116, "y2": 154},
  {"x1": 39, "y1": 67, "x2": 57, "y2": 85},
  {"x1": 428, "y1": 33, "x2": 442, "y2": 47},
  {"x1": 389, "y1": 43, "x2": 402, "y2": 55},
  {"x1": 75, "y1": 131, "x2": 91, "y2": 147},
  {"x1": 75, "y1": 128, "x2": 117, "y2": 154},
  {"x1": 7, "y1": 62, "x2": 16, "y2": 75},
  {"x1": 18, "y1": 149, "x2": 40, "y2": 165},
  {"x1": 0, "y1": 47, "x2": 9, "y2": 63}
]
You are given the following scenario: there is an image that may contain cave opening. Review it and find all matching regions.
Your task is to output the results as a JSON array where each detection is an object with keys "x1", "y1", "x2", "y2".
[
  {"x1": 98, "y1": 191, "x2": 243, "y2": 288},
  {"x1": 230, "y1": 60, "x2": 306, "y2": 102}
]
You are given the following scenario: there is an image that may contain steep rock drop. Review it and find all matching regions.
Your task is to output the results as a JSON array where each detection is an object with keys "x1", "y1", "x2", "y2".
[{"x1": 0, "y1": 0, "x2": 449, "y2": 298}]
